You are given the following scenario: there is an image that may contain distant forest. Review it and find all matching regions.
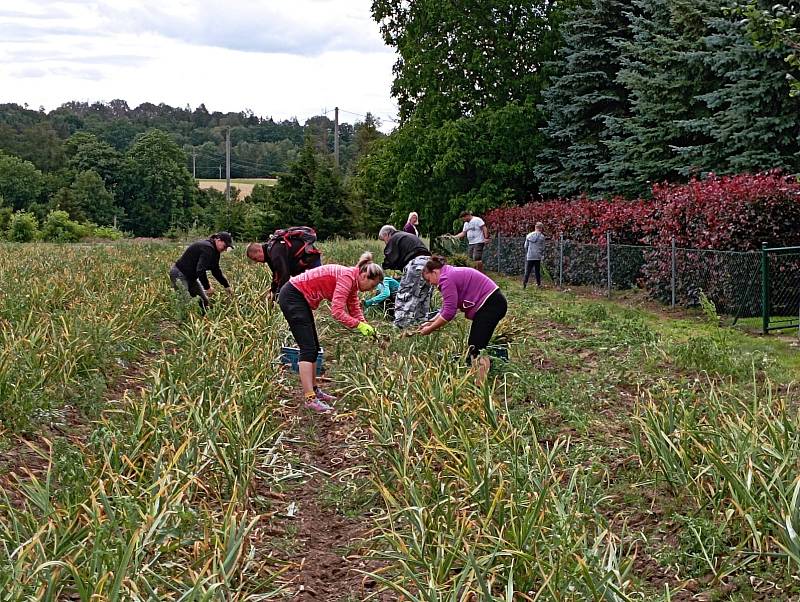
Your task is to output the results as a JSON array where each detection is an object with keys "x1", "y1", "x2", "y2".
[
  {"x1": 0, "y1": 100, "x2": 376, "y2": 178},
  {"x1": 0, "y1": 100, "x2": 388, "y2": 239}
]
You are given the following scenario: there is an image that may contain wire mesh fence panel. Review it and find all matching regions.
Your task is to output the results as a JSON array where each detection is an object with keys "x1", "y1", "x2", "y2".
[
  {"x1": 766, "y1": 250, "x2": 800, "y2": 331},
  {"x1": 663, "y1": 248, "x2": 762, "y2": 316},
  {"x1": 484, "y1": 235, "x2": 529, "y2": 276},
  {"x1": 610, "y1": 244, "x2": 648, "y2": 290},
  {"x1": 430, "y1": 234, "x2": 800, "y2": 329},
  {"x1": 560, "y1": 240, "x2": 607, "y2": 289}
]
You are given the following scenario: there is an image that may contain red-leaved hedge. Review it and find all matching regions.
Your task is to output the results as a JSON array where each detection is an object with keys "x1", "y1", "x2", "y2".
[
  {"x1": 484, "y1": 172, "x2": 800, "y2": 309},
  {"x1": 485, "y1": 171, "x2": 800, "y2": 250}
]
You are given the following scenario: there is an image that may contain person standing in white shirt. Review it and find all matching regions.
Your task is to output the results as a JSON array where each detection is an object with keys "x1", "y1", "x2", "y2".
[{"x1": 453, "y1": 210, "x2": 489, "y2": 272}]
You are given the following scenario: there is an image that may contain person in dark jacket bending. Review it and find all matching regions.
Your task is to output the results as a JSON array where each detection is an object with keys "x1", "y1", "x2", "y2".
[
  {"x1": 246, "y1": 235, "x2": 322, "y2": 298},
  {"x1": 378, "y1": 224, "x2": 432, "y2": 328},
  {"x1": 170, "y1": 232, "x2": 234, "y2": 313}
]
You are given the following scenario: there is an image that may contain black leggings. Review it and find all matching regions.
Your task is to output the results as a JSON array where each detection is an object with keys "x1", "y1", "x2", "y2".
[
  {"x1": 467, "y1": 289, "x2": 508, "y2": 360},
  {"x1": 278, "y1": 283, "x2": 320, "y2": 363},
  {"x1": 524, "y1": 260, "x2": 541, "y2": 286},
  {"x1": 170, "y1": 265, "x2": 210, "y2": 313}
]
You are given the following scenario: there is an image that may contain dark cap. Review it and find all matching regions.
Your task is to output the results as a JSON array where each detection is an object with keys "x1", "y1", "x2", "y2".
[{"x1": 214, "y1": 231, "x2": 234, "y2": 249}]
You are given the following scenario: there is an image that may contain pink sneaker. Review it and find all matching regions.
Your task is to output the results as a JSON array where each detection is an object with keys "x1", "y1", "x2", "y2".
[
  {"x1": 314, "y1": 386, "x2": 337, "y2": 402},
  {"x1": 304, "y1": 397, "x2": 334, "y2": 413}
]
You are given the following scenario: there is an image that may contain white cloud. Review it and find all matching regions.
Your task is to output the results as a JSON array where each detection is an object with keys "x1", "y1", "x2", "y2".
[
  {"x1": 0, "y1": 0, "x2": 398, "y2": 130},
  {"x1": 99, "y1": 0, "x2": 389, "y2": 56}
]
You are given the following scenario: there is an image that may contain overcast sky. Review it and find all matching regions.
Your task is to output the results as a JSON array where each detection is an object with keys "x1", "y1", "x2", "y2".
[{"x1": 0, "y1": 0, "x2": 399, "y2": 130}]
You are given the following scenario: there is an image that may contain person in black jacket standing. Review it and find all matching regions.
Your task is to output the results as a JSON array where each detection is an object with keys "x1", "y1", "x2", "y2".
[
  {"x1": 378, "y1": 225, "x2": 432, "y2": 328},
  {"x1": 170, "y1": 232, "x2": 234, "y2": 313}
]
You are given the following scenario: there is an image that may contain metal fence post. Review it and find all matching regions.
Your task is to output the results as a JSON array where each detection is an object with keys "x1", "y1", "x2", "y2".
[
  {"x1": 761, "y1": 242, "x2": 769, "y2": 334},
  {"x1": 495, "y1": 232, "x2": 501, "y2": 273},
  {"x1": 606, "y1": 231, "x2": 612, "y2": 297},
  {"x1": 559, "y1": 233, "x2": 564, "y2": 288},
  {"x1": 671, "y1": 236, "x2": 676, "y2": 308}
]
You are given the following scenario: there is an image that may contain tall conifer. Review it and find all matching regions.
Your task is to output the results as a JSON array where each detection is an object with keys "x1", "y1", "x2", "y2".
[
  {"x1": 536, "y1": 0, "x2": 634, "y2": 197},
  {"x1": 601, "y1": 0, "x2": 724, "y2": 196}
]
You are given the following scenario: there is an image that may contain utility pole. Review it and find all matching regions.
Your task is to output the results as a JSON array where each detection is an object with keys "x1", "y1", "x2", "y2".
[
  {"x1": 334, "y1": 106, "x2": 340, "y2": 169},
  {"x1": 218, "y1": 165, "x2": 222, "y2": 179},
  {"x1": 225, "y1": 126, "x2": 231, "y2": 202},
  {"x1": 191, "y1": 149, "x2": 196, "y2": 179}
]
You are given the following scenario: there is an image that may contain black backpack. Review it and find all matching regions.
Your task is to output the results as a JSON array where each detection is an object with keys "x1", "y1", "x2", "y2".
[{"x1": 267, "y1": 226, "x2": 321, "y2": 263}]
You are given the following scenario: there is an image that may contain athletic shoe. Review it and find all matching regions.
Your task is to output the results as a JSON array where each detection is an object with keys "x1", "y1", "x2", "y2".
[
  {"x1": 304, "y1": 397, "x2": 333, "y2": 413},
  {"x1": 314, "y1": 386, "x2": 337, "y2": 402}
]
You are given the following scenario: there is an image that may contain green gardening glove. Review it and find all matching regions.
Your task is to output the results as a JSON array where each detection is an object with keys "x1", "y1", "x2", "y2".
[{"x1": 356, "y1": 322, "x2": 376, "y2": 337}]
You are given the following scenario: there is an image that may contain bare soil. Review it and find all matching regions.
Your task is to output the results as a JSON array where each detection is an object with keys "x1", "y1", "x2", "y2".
[{"x1": 256, "y1": 391, "x2": 393, "y2": 601}]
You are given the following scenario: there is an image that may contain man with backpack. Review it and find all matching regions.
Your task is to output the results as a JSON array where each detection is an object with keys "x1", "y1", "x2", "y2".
[{"x1": 246, "y1": 226, "x2": 323, "y2": 297}]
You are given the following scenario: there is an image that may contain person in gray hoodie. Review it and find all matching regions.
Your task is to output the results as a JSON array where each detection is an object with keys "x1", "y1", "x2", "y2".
[{"x1": 524, "y1": 222, "x2": 545, "y2": 288}]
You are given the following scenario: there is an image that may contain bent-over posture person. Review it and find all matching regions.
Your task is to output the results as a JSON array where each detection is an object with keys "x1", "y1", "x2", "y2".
[
  {"x1": 418, "y1": 255, "x2": 507, "y2": 383},
  {"x1": 278, "y1": 253, "x2": 383, "y2": 412},
  {"x1": 364, "y1": 276, "x2": 400, "y2": 318},
  {"x1": 170, "y1": 231, "x2": 234, "y2": 314},
  {"x1": 378, "y1": 225, "x2": 432, "y2": 328},
  {"x1": 246, "y1": 227, "x2": 322, "y2": 297}
]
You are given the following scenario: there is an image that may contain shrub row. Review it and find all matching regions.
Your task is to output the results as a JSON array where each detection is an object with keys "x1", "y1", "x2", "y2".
[
  {"x1": 484, "y1": 172, "x2": 800, "y2": 309},
  {"x1": 485, "y1": 171, "x2": 800, "y2": 250},
  {"x1": 2, "y1": 209, "x2": 124, "y2": 243}
]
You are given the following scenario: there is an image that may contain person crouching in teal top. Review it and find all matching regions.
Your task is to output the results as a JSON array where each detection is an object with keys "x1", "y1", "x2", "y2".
[{"x1": 364, "y1": 276, "x2": 400, "y2": 318}]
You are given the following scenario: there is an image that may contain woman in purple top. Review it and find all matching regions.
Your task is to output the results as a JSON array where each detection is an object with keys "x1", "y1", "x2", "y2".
[{"x1": 418, "y1": 255, "x2": 507, "y2": 382}]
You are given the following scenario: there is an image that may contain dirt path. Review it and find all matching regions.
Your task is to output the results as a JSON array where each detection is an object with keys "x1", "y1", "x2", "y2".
[{"x1": 257, "y1": 392, "x2": 392, "y2": 601}]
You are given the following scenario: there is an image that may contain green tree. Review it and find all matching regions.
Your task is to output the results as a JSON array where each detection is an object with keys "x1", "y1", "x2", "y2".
[
  {"x1": 355, "y1": 102, "x2": 543, "y2": 236},
  {"x1": 14, "y1": 123, "x2": 65, "y2": 172},
  {"x1": 536, "y1": 0, "x2": 635, "y2": 197},
  {"x1": 738, "y1": 2, "x2": 800, "y2": 96},
  {"x1": 270, "y1": 144, "x2": 352, "y2": 239},
  {"x1": 350, "y1": 113, "x2": 384, "y2": 166},
  {"x1": 41, "y1": 210, "x2": 86, "y2": 242},
  {"x1": 371, "y1": 0, "x2": 570, "y2": 122},
  {"x1": 118, "y1": 129, "x2": 197, "y2": 236},
  {"x1": 7, "y1": 210, "x2": 39, "y2": 242},
  {"x1": 0, "y1": 151, "x2": 46, "y2": 210},
  {"x1": 64, "y1": 132, "x2": 122, "y2": 187},
  {"x1": 0, "y1": 207, "x2": 11, "y2": 233},
  {"x1": 52, "y1": 170, "x2": 121, "y2": 225},
  {"x1": 242, "y1": 183, "x2": 282, "y2": 239},
  {"x1": 601, "y1": 0, "x2": 724, "y2": 196},
  {"x1": 678, "y1": 13, "x2": 800, "y2": 174}
]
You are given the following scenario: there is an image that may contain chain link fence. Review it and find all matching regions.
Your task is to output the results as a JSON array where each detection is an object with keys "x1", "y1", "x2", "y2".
[
  {"x1": 434, "y1": 234, "x2": 799, "y2": 333},
  {"x1": 764, "y1": 246, "x2": 800, "y2": 332}
]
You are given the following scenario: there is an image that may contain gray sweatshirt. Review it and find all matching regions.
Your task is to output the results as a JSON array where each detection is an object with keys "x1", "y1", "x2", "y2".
[{"x1": 524, "y1": 231, "x2": 545, "y2": 260}]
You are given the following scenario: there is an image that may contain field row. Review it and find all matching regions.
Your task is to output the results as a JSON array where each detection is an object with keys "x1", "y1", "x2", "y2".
[{"x1": 1, "y1": 240, "x2": 799, "y2": 600}]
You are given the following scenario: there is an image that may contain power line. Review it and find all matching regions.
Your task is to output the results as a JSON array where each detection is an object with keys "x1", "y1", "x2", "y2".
[{"x1": 194, "y1": 150, "x2": 270, "y2": 169}]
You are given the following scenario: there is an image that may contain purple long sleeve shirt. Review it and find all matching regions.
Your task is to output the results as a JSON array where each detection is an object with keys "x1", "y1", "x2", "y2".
[{"x1": 437, "y1": 264, "x2": 499, "y2": 321}]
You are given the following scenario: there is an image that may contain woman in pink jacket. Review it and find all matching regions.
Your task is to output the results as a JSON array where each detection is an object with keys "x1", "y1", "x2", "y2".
[
  {"x1": 418, "y1": 255, "x2": 507, "y2": 382},
  {"x1": 279, "y1": 252, "x2": 383, "y2": 412}
]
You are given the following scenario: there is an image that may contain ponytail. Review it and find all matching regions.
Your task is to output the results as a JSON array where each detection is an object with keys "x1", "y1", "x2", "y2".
[
  {"x1": 357, "y1": 251, "x2": 384, "y2": 281},
  {"x1": 424, "y1": 255, "x2": 447, "y2": 273}
]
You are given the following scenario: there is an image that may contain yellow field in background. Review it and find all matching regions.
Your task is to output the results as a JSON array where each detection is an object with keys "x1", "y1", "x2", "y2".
[{"x1": 197, "y1": 178, "x2": 277, "y2": 197}]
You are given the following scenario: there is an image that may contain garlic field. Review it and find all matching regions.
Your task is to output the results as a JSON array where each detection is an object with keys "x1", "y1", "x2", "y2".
[{"x1": 0, "y1": 240, "x2": 798, "y2": 601}]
